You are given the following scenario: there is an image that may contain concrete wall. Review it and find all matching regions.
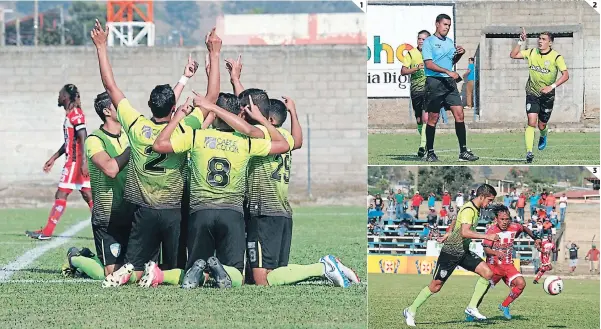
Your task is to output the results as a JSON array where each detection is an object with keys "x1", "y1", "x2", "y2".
[
  {"x1": 368, "y1": 0, "x2": 600, "y2": 126},
  {"x1": 0, "y1": 45, "x2": 366, "y2": 199}
]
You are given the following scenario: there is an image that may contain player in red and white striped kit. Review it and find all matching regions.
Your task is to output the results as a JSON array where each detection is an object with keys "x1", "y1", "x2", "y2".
[
  {"x1": 466, "y1": 204, "x2": 540, "y2": 321},
  {"x1": 26, "y1": 84, "x2": 93, "y2": 240},
  {"x1": 533, "y1": 234, "x2": 556, "y2": 284}
]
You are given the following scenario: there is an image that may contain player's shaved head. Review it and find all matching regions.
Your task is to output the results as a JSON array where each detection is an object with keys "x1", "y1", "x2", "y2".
[
  {"x1": 239, "y1": 88, "x2": 270, "y2": 124},
  {"x1": 268, "y1": 99, "x2": 288, "y2": 127},
  {"x1": 148, "y1": 84, "x2": 176, "y2": 119},
  {"x1": 94, "y1": 91, "x2": 112, "y2": 122},
  {"x1": 214, "y1": 92, "x2": 240, "y2": 131}
]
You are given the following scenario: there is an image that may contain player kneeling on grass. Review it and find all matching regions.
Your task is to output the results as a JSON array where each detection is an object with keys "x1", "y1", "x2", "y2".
[
  {"x1": 404, "y1": 184, "x2": 499, "y2": 327},
  {"x1": 465, "y1": 204, "x2": 540, "y2": 321},
  {"x1": 151, "y1": 92, "x2": 291, "y2": 289},
  {"x1": 206, "y1": 91, "x2": 360, "y2": 287}
]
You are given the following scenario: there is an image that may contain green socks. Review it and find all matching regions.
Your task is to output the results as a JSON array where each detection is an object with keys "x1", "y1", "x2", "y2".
[
  {"x1": 408, "y1": 286, "x2": 433, "y2": 314},
  {"x1": 223, "y1": 265, "x2": 244, "y2": 287},
  {"x1": 162, "y1": 269, "x2": 184, "y2": 285},
  {"x1": 525, "y1": 126, "x2": 536, "y2": 152},
  {"x1": 417, "y1": 124, "x2": 423, "y2": 135},
  {"x1": 468, "y1": 277, "x2": 491, "y2": 309},
  {"x1": 70, "y1": 255, "x2": 105, "y2": 280},
  {"x1": 540, "y1": 126, "x2": 548, "y2": 137},
  {"x1": 266, "y1": 263, "x2": 324, "y2": 286}
]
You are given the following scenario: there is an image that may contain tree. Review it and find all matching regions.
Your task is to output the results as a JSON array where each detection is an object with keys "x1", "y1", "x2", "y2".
[
  {"x1": 376, "y1": 178, "x2": 390, "y2": 194},
  {"x1": 165, "y1": 1, "x2": 201, "y2": 46},
  {"x1": 63, "y1": 1, "x2": 107, "y2": 45},
  {"x1": 481, "y1": 166, "x2": 493, "y2": 180},
  {"x1": 418, "y1": 166, "x2": 474, "y2": 198}
]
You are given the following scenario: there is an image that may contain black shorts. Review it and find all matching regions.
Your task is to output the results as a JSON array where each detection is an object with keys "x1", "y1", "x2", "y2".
[
  {"x1": 247, "y1": 215, "x2": 293, "y2": 269},
  {"x1": 92, "y1": 221, "x2": 132, "y2": 267},
  {"x1": 186, "y1": 209, "x2": 246, "y2": 273},
  {"x1": 411, "y1": 91, "x2": 426, "y2": 119},
  {"x1": 433, "y1": 250, "x2": 483, "y2": 282},
  {"x1": 526, "y1": 94, "x2": 555, "y2": 123},
  {"x1": 124, "y1": 206, "x2": 181, "y2": 271},
  {"x1": 178, "y1": 178, "x2": 191, "y2": 269},
  {"x1": 425, "y1": 76, "x2": 462, "y2": 113}
]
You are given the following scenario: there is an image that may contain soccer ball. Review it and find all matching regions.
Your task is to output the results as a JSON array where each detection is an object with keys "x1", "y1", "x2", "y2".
[{"x1": 543, "y1": 275, "x2": 563, "y2": 295}]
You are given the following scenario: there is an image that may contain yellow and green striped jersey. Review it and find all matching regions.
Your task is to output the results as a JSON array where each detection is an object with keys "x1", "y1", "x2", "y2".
[
  {"x1": 401, "y1": 47, "x2": 426, "y2": 94},
  {"x1": 171, "y1": 128, "x2": 272, "y2": 214},
  {"x1": 247, "y1": 125, "x2": 294, "y2": 217},
  {"x1": 440, "y1": 201, "x2": 480, "y2": 256},
  {"x1": 85, "y1": 127, "x2": 129, "y2": 225},
  {"x1": 116, "y1": 99, "x2": 203, "y2": 209},
  {"x1": 520, "y1": 48, "x2": 567, "y2": 97}
]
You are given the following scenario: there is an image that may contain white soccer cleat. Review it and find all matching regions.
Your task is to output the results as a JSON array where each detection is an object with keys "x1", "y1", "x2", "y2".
[
  {"x1": 319, "y1": 255, "x2": 350, "y2": 288},
  {"x1": 334, "y1": 257, "x2": 360, "y2": 284},
  {"x1": 403, "y1": 308, "x2": 416, "y2": 327},
  {"x1": 102, "y1": 263, "x2": 134, "y2": 288},
  {"x1": 139, "y1": 261, "x2": 163, "y2": 288},
  {"x1": 465, "y1": 307, "x2": 487, "y2": 321}
]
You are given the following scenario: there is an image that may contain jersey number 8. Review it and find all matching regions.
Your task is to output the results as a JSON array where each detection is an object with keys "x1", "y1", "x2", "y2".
[
  {"x1": 271, "y1": 154, "x2": 290, "y2": 184},
  {"x1": 207, "y1": 157, "x2": 231, "y2": 187}
]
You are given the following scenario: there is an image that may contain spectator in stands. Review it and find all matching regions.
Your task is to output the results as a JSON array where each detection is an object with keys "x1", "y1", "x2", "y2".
[
  {"x1": 549, "y1": 207, "x2": 558, "y2": 228},
  {"x1": 539, "y1": 190, "x2": 548, "y2": 208},
  {"x1": 552, "y1": 244, "x2": 559, "y2": 265},
  {"x1": 559, "y1": 193, "x2": 568, "y2": 224},
  {"x1": 447, "y1": 205, "x2": 456, "y2": 224},
  {"x1": 419, "y1": 224, "x2": 430, "y2": 242},
  {"x1": 529, "y1": 192, "x2": 540, "y2": 218},
  {"x1": 439, "y1": 207, "x2": 448, "y2": 226},
  {"x1": 427, "y1": 208, "x2": 437, "y2": 226},
  {"x1": 411, "y1": 192, "x2": 424, "y2": 219},
  {"x1": 565, "y1": 241, "x2": 571, "y2": 260},
  {"x1": 463, "y1": 57, "x2": 475, "y2": 110},
  {"x1": 516, "y1": 192, "x2": 526, "y2": 221},
  {"x1": 537, "y1": 207, "x2": 547, "y2": 221},
  {"x1": 395, "y1": 189, "x2": 406, "y2": 220},
  {"x1": 374, "y1": 194, "x2": 384, "y2": 212},
  {"x1": 455, "y1": 192, "x2": 464, "y2": 208},
  {"x1": 568, "y1": 243, "x2": 579, "y2": 273},
  {"x1": 545, "y1": 192, "x2": 556, "y2": 215},
  {"x1": 386, "y1": 195, "x2": 395, "y2": 219},
  {"x1": 531, "y1": 243, "x2": 540, "y2": 274},
  {"x1": 511, "y1": 189, "x2": 519, "y2": 208},
  {"x1": 503, "y1": 193, "x2": 512, "y2": 207},
  {"x1": 441, "y1": 190, "x2": 451, "y2": 210},
  {"x1": 427, "y1": 192, "x2": 436, "y2": 209},
  {"x1": 429, "y1": 223, "x2": 441, "y2": 240},
  {"x1": 542, "y1": 219, "x2": 553, "y2": 236},
  {"x1": 398, "y1": 222, "x2": 409, "y2": 237},
  {"x1": 585, "y1": 245, "x2": 600, "y2": 274}
]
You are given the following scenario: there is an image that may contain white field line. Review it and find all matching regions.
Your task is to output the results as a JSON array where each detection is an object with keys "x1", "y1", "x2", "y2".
[
  {"x1": 0, "y1": 278, "x2": 368, "y2": 286},
  {"x1": 0, "y1": 219, "x2": 90, "y2": 282}
]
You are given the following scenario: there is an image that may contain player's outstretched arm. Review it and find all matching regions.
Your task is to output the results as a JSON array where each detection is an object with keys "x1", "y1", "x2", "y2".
[
  {"x1": 90, "y1": 148, "x2": 131, "y2": 179},
  {"x1": 283, "y1": 96, "x2": 303, "y2": 150},
  {"x1": 153, "y1": 98, "x2": 194, "y2": 154},
  {"x1": 206, "y1": 27, "x2": 221, "y2": 104},
  {"x1": 225, "y1": 55, "x2": 244, "y2": 96},
  {"x1": 522, "y1": 225, "x2": 540, "y2": 243},
  {"x1": 245, "y1": 96, "x2": 286, "y2": 145},
  {"x1": 460, "y1": 223, "x2": 498, "y2": 241},
  {"x1": 510, "y1": 27, "x2": 527, "y2": 59},
  {"x1": 173, "y1": 54, "x2": 199, "y2": 103},
  {"x1": 90, "y1": 19, "x2": 125, "y2": 109}
]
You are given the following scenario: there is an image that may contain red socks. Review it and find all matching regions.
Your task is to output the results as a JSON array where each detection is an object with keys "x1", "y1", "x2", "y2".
[
  {"x1": 502, "y1": 286, "x2": 524, "y2": 307},
  {"x1": 534, "y1": 271, "x2": 544, "y2": 282},
  {"x1": 42, "y1": 199, "x2": 67, "y2": 236}
]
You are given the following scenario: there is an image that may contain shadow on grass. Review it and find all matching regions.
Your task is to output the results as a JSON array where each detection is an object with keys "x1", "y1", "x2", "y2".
[{"x1": 420, "y1": 314, "x2": 529, "y2": 326}]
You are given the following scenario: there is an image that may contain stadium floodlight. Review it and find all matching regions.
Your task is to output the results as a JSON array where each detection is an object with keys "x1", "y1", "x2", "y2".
[{"x1": 106, "y1": 0, "x2": 155, "y2": 47}]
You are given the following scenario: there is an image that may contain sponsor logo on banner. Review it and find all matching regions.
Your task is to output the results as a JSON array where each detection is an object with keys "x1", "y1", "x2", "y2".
[{"x1": 379, "y1": 259, "x2": 401, "y2": 273}]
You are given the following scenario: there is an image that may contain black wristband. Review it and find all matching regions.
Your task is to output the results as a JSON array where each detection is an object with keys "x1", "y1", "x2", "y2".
[{"x1": 114, "y1": 147, "x2": 131, "y2": 171}]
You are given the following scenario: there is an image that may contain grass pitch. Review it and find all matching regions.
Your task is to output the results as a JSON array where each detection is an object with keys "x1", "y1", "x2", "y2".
[
  {"x1": 368, "y1": 132, "x2": 600, "y2": 165},
  {"x1": 368, "y1": 273, "x2": 600, "y2": 329},
  {"x1": 0, "y1": 207, "x2": 366, "y2": 329}
]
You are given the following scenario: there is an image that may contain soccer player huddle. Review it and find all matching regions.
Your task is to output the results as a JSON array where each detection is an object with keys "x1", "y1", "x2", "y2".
[
  {"x1": 30, "y1": 20, "x2": 360, "y2": 290},
  {"x1": 404, "y1": 184, "x2": 556, "y2": 326}
]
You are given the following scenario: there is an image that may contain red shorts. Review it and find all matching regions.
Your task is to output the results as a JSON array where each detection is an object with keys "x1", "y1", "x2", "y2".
[
  {"x1": 539, "y1": 263, "x2": 552, "y2": 272},
  {"x1": 490, "y1": 263, "x2": 522, "y2": 286},
  {"x1": 58, "y1": 162, "x2": 90, "y2": 191}
]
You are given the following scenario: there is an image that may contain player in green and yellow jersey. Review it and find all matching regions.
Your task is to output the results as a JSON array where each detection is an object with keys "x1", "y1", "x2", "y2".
[
  {"x1": 404, "y1": 184, "x2": 500, "y2": 327},
  {"x1": 510, "y1": 28, "x2": 569, "y2": 163},
  {"x1": 401, "y1": 30, "x2": 431, "y2": 157},
  {"x1": 90, "y1": 20, "x2": 219, "y2": 287},
  {"x1": 62, "y1": 91, "x2": 133, "y2": 281},
  {"x1": 152, "y1": 93, "x2": 291, "y2": 289}
]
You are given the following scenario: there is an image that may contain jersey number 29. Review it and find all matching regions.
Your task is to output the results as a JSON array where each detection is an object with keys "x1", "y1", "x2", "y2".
[{"x1": 271, "y1": 154, "x2": 290, "y2": 184}]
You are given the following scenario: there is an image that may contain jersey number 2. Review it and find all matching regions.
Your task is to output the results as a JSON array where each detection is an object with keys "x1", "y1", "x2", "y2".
[
  {"x1": 143, "y1": 146, "x2": 167, "y2": 173},
  {"x1": 271, "y1": 154, "x2": 290, "y2": 183},
  {"x1": 207, "y1": 157, "x2": 231, "y2": 187}
]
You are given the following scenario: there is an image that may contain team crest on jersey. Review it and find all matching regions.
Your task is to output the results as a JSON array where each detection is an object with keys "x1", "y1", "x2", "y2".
[
  {"x1": 142, "y1": 126, "x2": 152, "y2": 139},
  {"x1": 110, "y1": 243, "x2": 121, "y2": 257},
  {"x1": 544, "y1": 60, "x2": 550, "y2": 67}
]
